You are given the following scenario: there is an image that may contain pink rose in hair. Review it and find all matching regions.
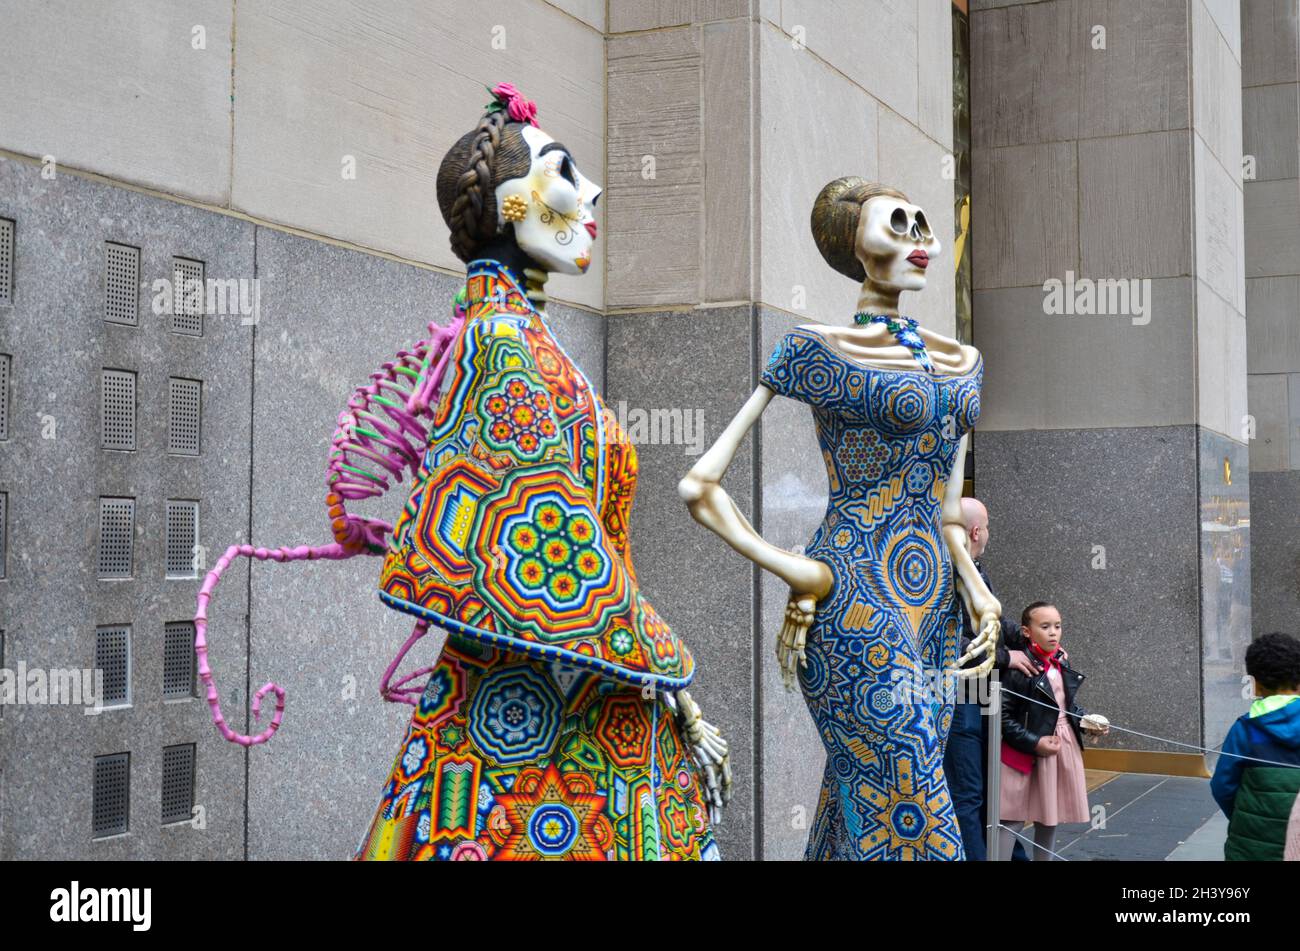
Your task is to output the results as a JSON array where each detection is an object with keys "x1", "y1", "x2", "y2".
[{"x1": 490, "y1": 82, "x2": 539, "y2": 126}]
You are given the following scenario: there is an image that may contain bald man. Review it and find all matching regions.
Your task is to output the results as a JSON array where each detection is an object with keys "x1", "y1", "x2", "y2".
[{"x1": 944, "y1": 497, "x2": 1037, "y2": 860}]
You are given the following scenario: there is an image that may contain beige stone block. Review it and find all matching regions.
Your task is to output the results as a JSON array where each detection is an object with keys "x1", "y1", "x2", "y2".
[
  {"x1": 609, "y1": 0, "x2": 751, "y2": 32},
  {"x1": 1078, "y1": 0, "x2": 1190, "y2": 139},
  {"x1": 1200, "y1": 0, "x2": 1241, "y2": 62},
  {"x1": 1242, "y1": 0, "x2": 1299, "y2": 87},
  {"x1": 1244, "y1": 178, "x2": 1300, "y2": 278},
  {"x1": 1247, "y1": 373, "x2": 1292, "y2": 471},
  {"x1": 1196, "y1": 280, "x2": 1249, "y2": 440},
  {"x1": 972, "y1": 140, "x2": 1078, "y2": 289},
  {"x1": 544, "y1": 0, "x2": 605, "y2": 31},
  {"x1": 1243, "y1": 84, "x2": 1300, "y2": 183},
  {"x1": 971, "y1": 0, "x2": 1081, "y2": 148},
  {"x1": 973, "y1": 280, "x2": 1196, "y2": 431},
  {"x1": 1246, "y1": 276, "x2": 1300, "y2": 375},
  {"x1": 1191, "y1": 0, "x2": 1244, "y2": 177},
  {"x1": 1078, "y1": 131, "x2": 1193, "y2": 281},
  {"x1": 780, "y1": 0, "x2": 918, "y2": 123},
  {"x1": 606, "y1": 27, "x2": 703, "y2": 307},
  {"x1": 918, "y1": 0, "x2": 955, "y2": 151},
  {"x1": 231, "y1": 0, "x2": 605, "y2": 309},
  {"x1": 704, "y1": 19, "x2": 755, "y2": 302},
  {"x1": 0, "y1": 0, "x2": 232, "y2": 203},
  {"x1": 878, "y1": 110, "x2": 956, "y2": 337},
  {"x1": 1193, "y1": 133, "x2": 1246, "y2": 313},
  {"x1": 1291, "y1": 372, "x2": 1300, "y2": 467},
  {"x1": 757, "y1": 24, "x2": 878, "y2": 322}
]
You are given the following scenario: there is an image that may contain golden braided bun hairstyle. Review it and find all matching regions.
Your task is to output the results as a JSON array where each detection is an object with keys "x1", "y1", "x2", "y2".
[{"x1": 811, "y1": 177, "x2": 910, "y2": 282}]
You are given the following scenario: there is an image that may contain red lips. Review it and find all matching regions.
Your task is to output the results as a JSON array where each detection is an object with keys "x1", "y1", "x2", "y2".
[
  {"x1": 584, "y1": 222, "x2": 598, "y2": 239},
  {"x1": 907, "y1": 249, "x2": 929, "y2": 269}
]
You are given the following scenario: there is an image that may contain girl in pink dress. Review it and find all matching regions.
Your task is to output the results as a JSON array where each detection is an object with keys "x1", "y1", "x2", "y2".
[{"x1": 997, "y1": 602, "x2": 1109, "y2": 860}]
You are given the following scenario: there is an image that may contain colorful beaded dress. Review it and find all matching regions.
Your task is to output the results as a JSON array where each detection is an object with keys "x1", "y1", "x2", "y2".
[
  {"x1": 760, "y1": 319, "x2": 982, "y2": 860},
  {"x1": 355, "y1": 260, "x2": 718, "y2": 860}
]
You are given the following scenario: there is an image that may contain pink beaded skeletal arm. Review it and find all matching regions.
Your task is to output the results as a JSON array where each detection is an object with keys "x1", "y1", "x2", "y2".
[{"x1": 193, "y1": 295, "x2": 468, "y2": 746}]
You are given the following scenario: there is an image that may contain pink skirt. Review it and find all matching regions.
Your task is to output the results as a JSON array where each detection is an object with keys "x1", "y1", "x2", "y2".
[{"x1": 1000, "y1": 685, "x2": 1089, "y2": 825}]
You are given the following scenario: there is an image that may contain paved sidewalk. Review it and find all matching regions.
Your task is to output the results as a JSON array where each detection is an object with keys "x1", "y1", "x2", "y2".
[
  {"x1": 1006, "y1": 772, "x2": 1223, "y2": 861},
  {"x1": 1165, "y1": 812, "x2": 1229, "y2": 861}
]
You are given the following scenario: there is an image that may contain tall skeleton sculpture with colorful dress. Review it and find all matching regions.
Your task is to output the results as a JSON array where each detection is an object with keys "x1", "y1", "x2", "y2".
[
  {"x1": 680, "y1": 178, "x2": 1000, "y2": 860},
  {"x1": 196, "y1": 85, "x2": 730, "y2": 860}
]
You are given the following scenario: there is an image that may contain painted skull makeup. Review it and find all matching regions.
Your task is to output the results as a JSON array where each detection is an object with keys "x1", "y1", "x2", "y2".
[
  {"x1": 855, "y1": 195, "x2": 942, "y2": 293},
  {"x1": 495, "y1": 124, "x2": 602, "y2": 275}
]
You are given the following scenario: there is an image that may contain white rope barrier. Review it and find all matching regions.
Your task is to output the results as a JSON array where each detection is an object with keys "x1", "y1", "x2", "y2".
[
  {"x1": 998, "y1": 685, "x2": 1300, "y2": 770},
  {"x1": 979, "y1": 682, "x2": 1297, "y2": 861},
  {"x1": 995, "y1": 821, "x2": 1071, "y2": 861}
]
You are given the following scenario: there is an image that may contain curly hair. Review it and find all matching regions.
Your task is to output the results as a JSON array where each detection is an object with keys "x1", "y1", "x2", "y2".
[
  {"x1": 1245, "y1": 632, "x2": 1300, "y2": 691},
  {"x1": 436, "y1": 109, "x2": 534, "y2": 263},
  {"x1": 810, "y1": 177, "x2": 910, "y2": 282}
]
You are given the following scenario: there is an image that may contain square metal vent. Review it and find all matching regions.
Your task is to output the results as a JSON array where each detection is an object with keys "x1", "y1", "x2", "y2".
[
  {"x1": 93, "y1": 752, "x2": 131, "y2": 838},
  {"x1": 0, "y1": 353, "x2": 10, "y2": 440},
  {"x1": 104, "y1": 242, "x2": 139, "y2": 326},
  {"x1": 167, "y1": 377, "x2": 201, "y2": 455},
  {"x1": 161, "y1": 743, "x2": 196, "y2": 825},
  {"x1": 162, "y1": 621, "x2": 196, "y2": 699},
  {"x1": 165, "y1": 499, "x2": 198, "y2": 579},
  {"x1": 171, "y1": 257, "x2": 204, "y2": 336},
  {"x1": 0, "y1": 217, "x2": 13, "y2": 306},
  {"x1": 95, "y1": 624, "x2": 131, "y2": 708},
  {"x1": 97, "y1": 497, "x2": 134, "y2": 579},
  {"x1": 101, "y1": 369, "x2": 136, "y2": 451}
]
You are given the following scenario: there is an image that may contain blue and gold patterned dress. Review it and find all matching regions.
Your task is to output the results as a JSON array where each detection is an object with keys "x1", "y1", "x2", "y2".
[{"x1": 760, "y1": 325, "x2": 983, "y2": 860}]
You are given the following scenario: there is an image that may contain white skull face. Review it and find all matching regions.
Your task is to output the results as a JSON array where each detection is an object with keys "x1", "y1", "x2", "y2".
[
  {"x1": 855, "y1": 195, "x2": 941, "y2": 293},
  {"x1": 494, "y1": 124, "x2": 602, "y2": 275}
]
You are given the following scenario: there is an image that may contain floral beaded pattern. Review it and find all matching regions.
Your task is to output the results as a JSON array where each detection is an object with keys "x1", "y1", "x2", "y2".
[
  {"x1": 478, "y1": 372, "x2": 562, "y2": 461},
  {"x1": 760, "y1": 327, "x2": 982, "y2": 447},
  {"x1": 758, "y1": 323, "x2": 984, "y2": 861},
  {"x1": 380, "y1": 260, "x2": 693, "y2": 688},
  {"x1": 355, "y1": 640, "x2": 719, "y2": 861}
]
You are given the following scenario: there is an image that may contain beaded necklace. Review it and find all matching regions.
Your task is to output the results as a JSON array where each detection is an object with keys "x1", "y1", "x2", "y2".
[{"x1": 853, "y1": 312, "x2": 935, "y2": 374}]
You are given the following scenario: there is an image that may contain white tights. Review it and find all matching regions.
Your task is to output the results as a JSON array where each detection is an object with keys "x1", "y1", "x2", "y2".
[{"x1": 999, "y1": 821, "x2": 1059, "y2": 861}]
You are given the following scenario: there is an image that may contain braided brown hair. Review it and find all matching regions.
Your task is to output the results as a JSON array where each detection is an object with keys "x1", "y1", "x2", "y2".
[
  {"x1": 811, "y1": 178, "x2": 910, "y2": 282},
  {"x1": 437, "y1": 108, "x2": 534, "y2": 263}
]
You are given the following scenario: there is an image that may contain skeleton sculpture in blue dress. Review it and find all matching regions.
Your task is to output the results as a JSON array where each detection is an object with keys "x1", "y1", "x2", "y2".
[{"x1": 681, "y1": 179, "x2": 1001, "y2": 860}]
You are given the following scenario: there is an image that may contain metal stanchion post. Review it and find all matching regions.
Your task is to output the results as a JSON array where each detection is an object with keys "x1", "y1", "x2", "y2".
[{"x1": 986, "y1": 675, "x2": 1002, "y2": 861}]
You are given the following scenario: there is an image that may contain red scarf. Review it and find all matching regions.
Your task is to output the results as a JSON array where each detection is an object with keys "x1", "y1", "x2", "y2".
[{"x1": 1028, "y1": 639, "x2": 1062, "y2": 673}]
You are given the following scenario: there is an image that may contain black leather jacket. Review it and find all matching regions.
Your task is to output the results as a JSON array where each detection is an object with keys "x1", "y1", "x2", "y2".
[{"x1": 1000, "y1": 656, "x2": 1088, "y2": 754}]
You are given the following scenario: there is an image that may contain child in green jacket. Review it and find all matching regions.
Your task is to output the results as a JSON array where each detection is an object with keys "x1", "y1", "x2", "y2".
[{"x1": 1211, "y1": 632, "x2": 1300, "y2": 861}]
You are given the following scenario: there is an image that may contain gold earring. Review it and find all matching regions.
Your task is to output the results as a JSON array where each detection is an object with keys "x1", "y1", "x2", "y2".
[{"x1": 501, "y1": 194, "x2": 528, "y2": 223}]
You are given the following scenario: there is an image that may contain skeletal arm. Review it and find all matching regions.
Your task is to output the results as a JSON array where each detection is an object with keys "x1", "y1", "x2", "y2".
[
  {"x1": 679, "y1": 385, "x2": 832, "y2": 691},
  {"x1": 678, "y1": 386, "x2": 832, "y2": 594},
  {"x1": 196, "y1": 308, "x2": 468, "y2": 746},
  {"x1": 939, "y1": 433, "x2": 1000, "y2": 678}
]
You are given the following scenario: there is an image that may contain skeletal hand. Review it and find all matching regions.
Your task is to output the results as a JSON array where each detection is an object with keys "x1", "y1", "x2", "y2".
[
  {"x1": 777, "y1": 592, "x2": 818, "y2": 693},
  {"x1": 677, "y1": 689, "x2": 732, "y2": 825},
  {"x1": 954, "y1": 608, "x2": 999, "y2": 679},
  {"x1": 331, "y1": 512, "x2": 391, "y2": 555}
]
